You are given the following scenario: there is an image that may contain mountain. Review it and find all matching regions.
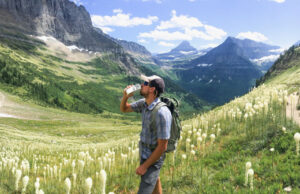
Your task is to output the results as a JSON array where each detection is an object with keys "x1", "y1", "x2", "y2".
[
  {"x1": 185, "y1": 37, "x2": 281, "y2": 72},
  {"x1": 171, "y1": 41, "x2": 198, "y2": 53},
  {"x1": 175, "y1": 37, "x2": 265, "y2": 104},
  {"x1": 294, "y1": 40, "x2": 300, "y2": 47},
  {"x1": 0, "y1": 0, "x2": 124, "y2": 53},
  {"x1": 0, "y1": 0, "x2": 209, "y2": 115},
  {"x1": 257, "y1": 44, "x2": 300, "y2": 85},
  {"x1": 154, "y1": 41, "x2": 206, "y2": 66}
]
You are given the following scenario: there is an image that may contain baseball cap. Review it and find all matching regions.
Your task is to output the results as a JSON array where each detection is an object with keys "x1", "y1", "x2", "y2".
[{"x1": 140, "y1": 74, "x2": 165, "y2": 94}]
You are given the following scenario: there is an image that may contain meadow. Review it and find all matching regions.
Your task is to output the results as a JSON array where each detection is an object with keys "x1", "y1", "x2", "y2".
[
  {"x1": 1, "y1": 81, "x2": 300, "y2": 193},
  {"x1": 0, "y1": 32, "x2": 300, "y2": 193}
]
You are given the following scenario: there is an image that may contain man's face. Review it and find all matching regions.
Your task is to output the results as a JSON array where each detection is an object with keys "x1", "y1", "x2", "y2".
[
  {"x1": 140, "y1": 81, "x2": 149, "y2": 97},
  {"x1": 140, "y1": 81, "x2": 155, "y2": 97}
]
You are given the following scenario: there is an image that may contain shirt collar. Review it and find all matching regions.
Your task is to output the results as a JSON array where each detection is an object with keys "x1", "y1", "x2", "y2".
[{"x1": 144, "y1": 98, "x2": 161, "y2": 111}]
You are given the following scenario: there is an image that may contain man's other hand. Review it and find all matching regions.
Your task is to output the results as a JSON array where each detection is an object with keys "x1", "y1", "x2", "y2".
[{"x1": 136, "y1": 164, "x2": 147, "y2": 176}]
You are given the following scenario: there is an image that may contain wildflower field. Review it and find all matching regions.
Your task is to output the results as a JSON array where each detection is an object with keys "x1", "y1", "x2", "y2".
[{"x1": 1, "y1": 81, "x2": 300, "y2": 194}]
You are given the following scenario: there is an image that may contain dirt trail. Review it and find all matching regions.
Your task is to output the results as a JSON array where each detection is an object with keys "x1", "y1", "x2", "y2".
[
  {"x1": 0, "y1": 92, "x2": 20, "y2": 118},
  {"x1": 286, "y1": 93, "x2": 300, "y2": 126}
]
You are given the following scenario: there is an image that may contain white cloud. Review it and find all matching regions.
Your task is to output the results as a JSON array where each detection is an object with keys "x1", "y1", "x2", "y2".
[
  {"x1": 270, "y1": 0, "x2": 285, "y2": 3},
  {"x1": 204, "y1": 25, "x2": 227, "y2": 40},
  {"x1": 159, "y1": 41, "x2": 175, "y2": 47},
  {"x1": 138, "y1": 39, "x2": 149, "y2": 43},
  {"x1": 156, "y1": 10, "x2": 203, "y2": 30},
  {"x1": 70, "y1": 0, "x2": 83, "y2": 5},
  {"x1": 236, "y1": 32, "x2": 268, "y2": 42},
  {"x1": 200, "y1": 43, "x2": 220, "y2": 49},
  {"x1": 189, "y1": 0, "x2": 196, "y2": 2},
  {"x1": 140, "y1": 10, "x2": 227, "y2": 42},
  {"x1": 269, "y1": 48, "x2": 285, "y2": 53},
  {"x1": 100, "y1": 27, "x2": 114, "y2": 33},
  {"x1": 142, "y1": 0, "x2": 163, "y2": 3},
  {"x1": 139, "y1": 27, "x2": 226, "y2": 41},
  {"x1": 91, "y1": 10, "x2": 158, "y2": 28},
  {"x1": 113, "y1": 9, "x2": 123, "y2": 14}
]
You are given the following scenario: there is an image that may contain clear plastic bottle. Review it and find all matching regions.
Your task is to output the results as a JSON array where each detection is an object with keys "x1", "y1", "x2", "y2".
[{"x1": 126, "y1": 84, "x2": 141, "y2": 95}]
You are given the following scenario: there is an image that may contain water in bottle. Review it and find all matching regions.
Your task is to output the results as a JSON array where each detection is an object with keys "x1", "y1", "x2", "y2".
[{"x1": 126, "y1": 84, "x2": 141, "y2": 95}]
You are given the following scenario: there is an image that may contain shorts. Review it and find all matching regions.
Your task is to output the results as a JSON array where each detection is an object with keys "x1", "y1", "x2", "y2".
[{"x1": 137, "y1": 154, "x2": 166, "y2": 194}]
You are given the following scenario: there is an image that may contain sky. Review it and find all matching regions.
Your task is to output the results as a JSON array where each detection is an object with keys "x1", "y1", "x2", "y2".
[{"x1": 71, "y1": 0, "x2": 300, "y2": 53}]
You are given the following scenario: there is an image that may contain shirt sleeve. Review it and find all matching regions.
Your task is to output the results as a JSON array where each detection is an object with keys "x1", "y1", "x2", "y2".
[
  {"x1": 156, "y1": 106, "x2": 172, "y2": 140},
  {"x1": 130, "y1": 98, "x2": 145, "y2": 113}
]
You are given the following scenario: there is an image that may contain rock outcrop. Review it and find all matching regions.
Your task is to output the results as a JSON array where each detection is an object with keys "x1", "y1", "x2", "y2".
[{"x1": 0, "y1": 0, "x2": 121, "y2": 52}]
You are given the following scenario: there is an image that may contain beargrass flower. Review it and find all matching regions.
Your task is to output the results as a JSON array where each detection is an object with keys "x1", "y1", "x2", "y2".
[
  {"x1": 100, "y1": 169, "x2": 107, "y2": 194},
  {"x1": 244, "y1": 162, "x2": 251, "y2": 186},
  {"x1": 282, "y1": 127, "x2": 287, "y2": 133},
  {"x1": 15, "y1": 169, "x2": 22, "y2": 191},
  {"x1": 64, "y1": 177, "x2": 71, "y2": 194},
  {"x1": 210, "y1": 134, "x2": 216, "y2": 143},
  {"x1": 35, "y1": 178, "x2": 40, "y2": 194},
  {"x1": 294, "y1": 133, "x2": 300, "y2": 156},
  {"x1": 73, "y1": 173, "x2": 77, "y2": 186},
  {"x1": 248, "y1": 169, "x2": 254, "y2": 191},
  {"x1": 22, "y1": 175, "x2": 29, "y2": 193},
  {"x1": 85, "y1": 177, "x2": 93, "y2": 194}
]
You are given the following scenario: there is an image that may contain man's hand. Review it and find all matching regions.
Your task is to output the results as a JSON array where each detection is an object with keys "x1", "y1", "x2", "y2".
[
  {"x1": 123, "y1": 85, "x2": 134, "y2": 98},
  {"x1": 136, "y1": 164, "x2": 147, "y2": 176}
]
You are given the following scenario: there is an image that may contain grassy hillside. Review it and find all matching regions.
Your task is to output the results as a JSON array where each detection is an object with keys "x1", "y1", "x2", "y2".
[
  {"x1": 1, "y1": 37, "x2": 300, "y2": 193},
  {"x1": 0, "y1": 29, "x2": 210, "y2": 117},
  {"x1": 257, "y1": 45, "x2": 300, "y2": 86}
]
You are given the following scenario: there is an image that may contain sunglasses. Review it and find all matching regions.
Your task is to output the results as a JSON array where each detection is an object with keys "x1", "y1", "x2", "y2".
[{"x1": 143, "y1": 81, "x2": 149, "y2": 86}]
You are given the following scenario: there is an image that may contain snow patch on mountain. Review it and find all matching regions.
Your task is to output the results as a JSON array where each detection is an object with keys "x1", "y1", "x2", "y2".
[
  {"x1": 180, "y1": 50, "x2": 197, "y2": 55},
  {"x1": 250, "y1": 55, "x2": 280, "y2": 66},
  {"x1": 197, "y1": 63, "x2": 213, "y2": 67}
]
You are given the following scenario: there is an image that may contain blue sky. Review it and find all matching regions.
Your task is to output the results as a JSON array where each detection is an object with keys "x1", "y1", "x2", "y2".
[{"x1": 71, "y1": 0, "x2": 300, "y2": 53}]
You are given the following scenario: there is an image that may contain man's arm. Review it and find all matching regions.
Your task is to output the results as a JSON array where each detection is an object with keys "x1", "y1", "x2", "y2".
[
  {"x1": 136, "y1": 139, "x2": 168, "y2": 175},
  {"x1": 120, "y1": 86, "x2": 134, "y2": 113}
]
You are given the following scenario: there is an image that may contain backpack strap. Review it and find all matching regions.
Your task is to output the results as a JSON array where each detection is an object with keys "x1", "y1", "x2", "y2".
[
  {"x1": 141, "y1": 102, "x2": 166, "y2": 151},
  {"x1": 150, "y1": 102, "x2": 167, "y2": 132}
]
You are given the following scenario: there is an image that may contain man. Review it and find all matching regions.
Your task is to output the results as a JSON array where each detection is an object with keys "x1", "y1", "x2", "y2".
[{"x1": 120, "y1": 75, "x2": 172, "y2": 194}]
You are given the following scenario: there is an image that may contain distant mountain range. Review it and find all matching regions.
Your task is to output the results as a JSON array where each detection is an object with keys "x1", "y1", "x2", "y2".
[
  {"x1": 173, "y1": 37, "x2": 282, "y2": 104},
  {"x1": 0, "y1": 0, "x2": 208, "y2": 115},
  {"x1": 154, "y1": 41, "x2": 210, "y2": 66}
]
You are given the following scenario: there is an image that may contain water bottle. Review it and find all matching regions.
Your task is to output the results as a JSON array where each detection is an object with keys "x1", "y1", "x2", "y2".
[{"x1": 126, "y1": 84, "x2": 141, "y2": 95}]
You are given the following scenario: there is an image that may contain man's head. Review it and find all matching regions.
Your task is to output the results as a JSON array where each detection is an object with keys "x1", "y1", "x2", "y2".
[{"x1": 140, "y1": 75, "x2": 165, "y2": 98}]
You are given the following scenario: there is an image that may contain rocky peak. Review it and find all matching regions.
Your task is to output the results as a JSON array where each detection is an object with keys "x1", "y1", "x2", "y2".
[
  {"x1": 171, "y1": 41, "x2": 197, "y2": 52},
  {"x1": 0, "y1": 0, "x2": 121, "y2": 52}
]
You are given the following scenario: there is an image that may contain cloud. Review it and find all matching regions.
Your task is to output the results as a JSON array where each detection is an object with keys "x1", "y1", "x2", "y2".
[
  {"x1": 91, "y1": 9, "x2": 159, "y2": 29},
  {"x1": 236, "y1": 32, "x2": 268, "y2": 42},
  {"x1": 156, "y1": 10, "x2": 203, "y2": 30},
  {"x1": 139, "y1": 10, "x2": 227, "y2": 41},
  {"x1": 70, "y1": 0, "x2": 83, "y2": 5},
  {"x1": 204, "y1": 25, "x2": 227, "y2": 40},
  {"x1": 113, "y1": 9, "x2": 123, "y2": 14},
  {"x1": 139, "y1": 30, "x2": 191, "y2": 41},
  {"x1": 142, "y1": 0, "x2": 163, "y2": 3},
  {"x1": 158, "y1": 41, "x2": 175, "y2": 47},
  {"x1": 138, "y1": 39, "x2": 149, "y2": 43},
  {"x1": 100, "y1": 27, "x2": 114, "y2": 33},
  {"x1": 269, "y1": 0, "x2": 285, "y2": 3},
  {"x1": 189, "y1": 0, "x2": 196, "y2": 2},
  {"x1": 200, "y1": 43, "x2": 220, "y2": 49}
]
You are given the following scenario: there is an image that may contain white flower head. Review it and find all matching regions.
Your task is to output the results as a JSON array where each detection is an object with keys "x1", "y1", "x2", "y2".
[
  {"x1": 246, "y1": 162, "x2": 252, "y2": 169},
  {"x1": 85, "y1": 177, "x2": 93, "y2": 194},
  {"x1": 22, "y1": 176, "x2": 29, "y2": 193},
  {"x1": 64, "y1": 177, "x2": 71, "y2": 194}
]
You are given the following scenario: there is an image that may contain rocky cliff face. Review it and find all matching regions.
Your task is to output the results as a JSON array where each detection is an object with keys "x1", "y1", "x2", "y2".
[{"x1": 0, "y1": 0, "x2": 121, "y2": 52}]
